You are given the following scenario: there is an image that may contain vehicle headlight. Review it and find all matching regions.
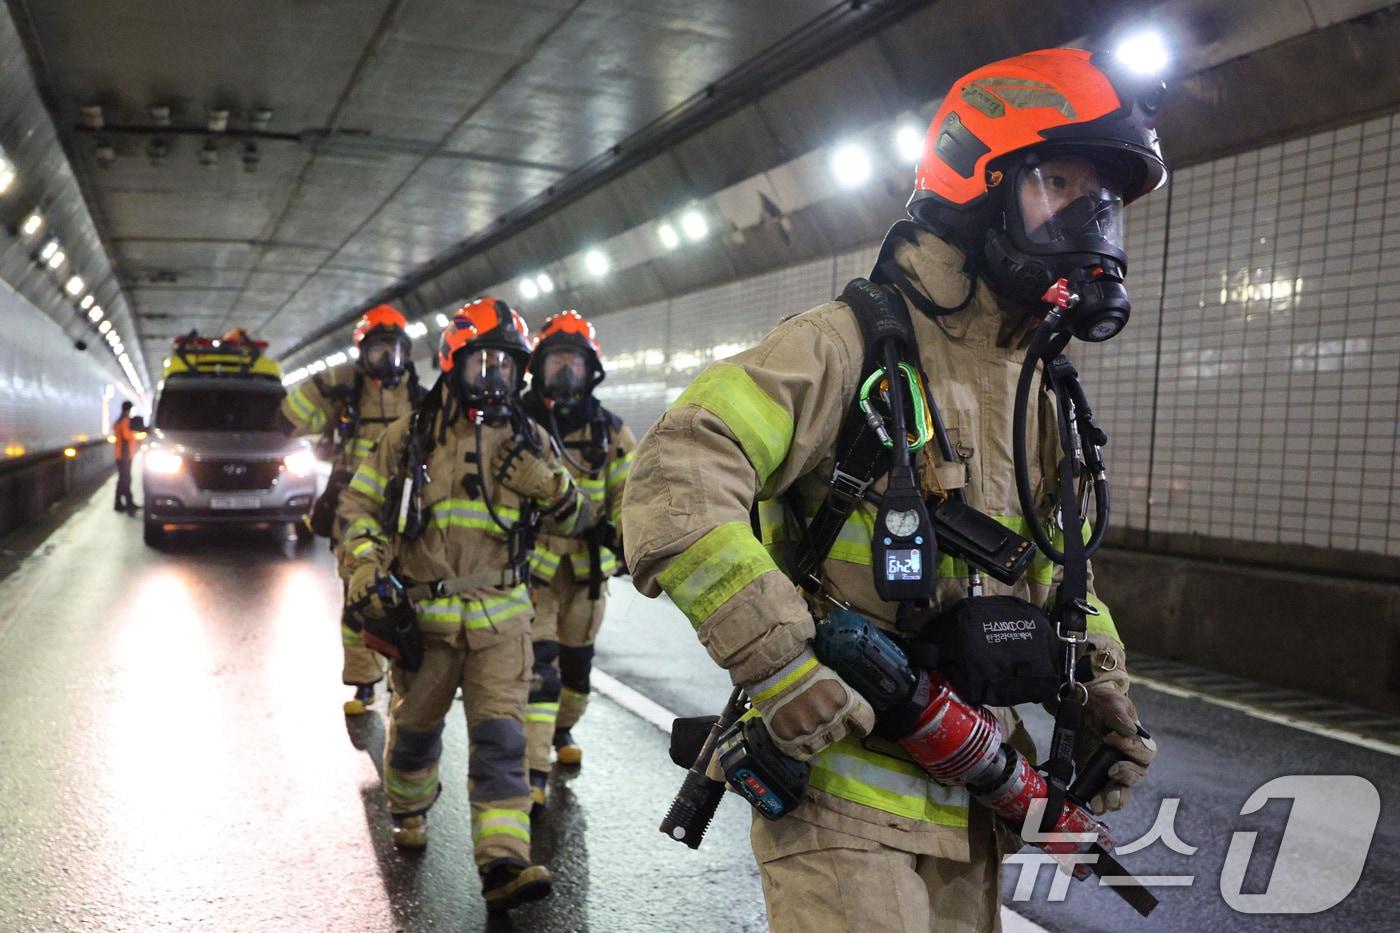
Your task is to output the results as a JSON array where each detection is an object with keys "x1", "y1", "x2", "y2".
[
  {"x1": 283, "y1": 449, "x2": 316, "y2": 478},
  {"x1": 146, "y1": 450, "x2": 183, "y2": 475}
]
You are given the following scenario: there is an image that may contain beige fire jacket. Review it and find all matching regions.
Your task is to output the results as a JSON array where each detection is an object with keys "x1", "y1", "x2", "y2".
[
  {"x1": 622, "y1": 227, "x2": 1122, "y2": 858},
  {"x1": 338, "y1": 396, "x2": 589, "y2": 649}
]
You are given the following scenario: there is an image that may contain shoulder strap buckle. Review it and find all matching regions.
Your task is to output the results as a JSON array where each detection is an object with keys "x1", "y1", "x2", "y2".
[{"x1": 829, "y1": 466, "x2": 873, "y2": 503}]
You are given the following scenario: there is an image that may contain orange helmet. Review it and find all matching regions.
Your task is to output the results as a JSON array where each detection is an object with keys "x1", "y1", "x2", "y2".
[
  {"x1": 353, "y1": 304, "x2": 409, "y2": 346},
  {"x1": 437, "y1": 297, "x2": 531, "y2": 373},
  {"x1": 907, "y1": 48, "x2": 1166, "y2": 229}
]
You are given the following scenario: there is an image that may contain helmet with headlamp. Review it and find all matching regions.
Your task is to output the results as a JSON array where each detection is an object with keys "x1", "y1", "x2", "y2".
[{"x1": 906, "y1": 47, "x2": 1167, "y2": 341}]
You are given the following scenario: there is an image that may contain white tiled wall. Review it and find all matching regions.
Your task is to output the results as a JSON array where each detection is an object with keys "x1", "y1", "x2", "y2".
[{"x1": 595, "y1": 111, "x2": 1400, "y2": 558}]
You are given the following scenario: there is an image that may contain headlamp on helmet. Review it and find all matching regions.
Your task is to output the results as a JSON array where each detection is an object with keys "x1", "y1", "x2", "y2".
[{"x1": 905, "y1": 48, "x2": 1168, "y2": 340}]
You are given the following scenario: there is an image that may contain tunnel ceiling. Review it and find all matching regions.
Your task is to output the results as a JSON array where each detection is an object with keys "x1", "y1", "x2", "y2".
[
  {"x1": 9, "y1": 0, "x2": 888, "y2": 368},
  {"x1": 11, "y1": 0, "x2": 1398, "y2": 375}
]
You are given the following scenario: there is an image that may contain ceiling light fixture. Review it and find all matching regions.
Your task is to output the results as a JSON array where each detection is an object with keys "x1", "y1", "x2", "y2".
[
  {"x1": 98, "y1": 320, "x2": 111, "y2": 335},
  {"x1": 39, "y1": 239, "x2": 59, "y2": 261},
  {"x1": 47, "y1": 249, "x2": 66, "y2": 270},
  {"x1": 657, "y1": 223, "x2": 680, "y2": 250},
  {"x1": 250, "y1": 107, "x2": 274, "y2": 132},
  {"x1": 79, "y1": 295, "x2": 94, "y2": 310},
  {"x1": 584, "y1": 249, "x2": 610, "y2": 278},
  {"x1": 535, "y1": 272, "x2": 554, "y2": 294},
  {"x1": 79, "y1": 104, "x2": 104, "y2": 131},
  {"x1": 0, "y1": 159, "x2": 15, "y2": 195},
  {"x1": 88, "y1": 305, "x2": 103, "y2": 321},
  {"x1": 149, "y1": 104, "x2": 172, "y2": 127},
  {"x1": 680, "y1": 210, "x2": 708, "y2": 242},
  {"x1": 519, "y1": 278, "x2": 539, "y2": 300},
  {"x1": 207, "y1": 108, "x2": 230, "y2": 133},
  {"x1": 65, "y1": 275, "x2": 85, "y2": 296},
  {"x1": 21, "y1": 212, "x2": 43, "y2": 237}
]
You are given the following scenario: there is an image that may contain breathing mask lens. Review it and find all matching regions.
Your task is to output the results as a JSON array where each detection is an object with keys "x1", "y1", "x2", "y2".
[
  {"x1": 542, "y1": 349, "x2": 589, "y2": 403},
  {"x1": 361, "y1": 333, "x2": 408, "y2": 384},
  {"x1": 1016, "y1": 156, "x2": 1125, "y2": 253}
]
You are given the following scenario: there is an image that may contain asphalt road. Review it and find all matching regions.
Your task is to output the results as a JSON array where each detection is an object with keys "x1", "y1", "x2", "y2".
[{"x1": 0, "y1": 477, "x2": 1395, "y2": 931}]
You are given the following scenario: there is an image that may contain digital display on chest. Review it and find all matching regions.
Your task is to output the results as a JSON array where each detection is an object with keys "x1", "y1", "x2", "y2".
[{"x1": 883, "y1": 547, "x2": 923, "y2": 581}]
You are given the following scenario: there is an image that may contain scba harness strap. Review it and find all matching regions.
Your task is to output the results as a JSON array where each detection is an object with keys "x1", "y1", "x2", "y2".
[{"x1": 791, "y1": 278, "x2": 914, "y2": 593}]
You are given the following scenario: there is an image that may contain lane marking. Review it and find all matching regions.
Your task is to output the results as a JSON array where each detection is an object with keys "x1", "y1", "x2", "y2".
[
  {"x1": 590, "y1": 667, "x2": 1053, "y2": 933},
  {"x1": 1134, "y1": 675, "x2": 1400, "y2": 758}
]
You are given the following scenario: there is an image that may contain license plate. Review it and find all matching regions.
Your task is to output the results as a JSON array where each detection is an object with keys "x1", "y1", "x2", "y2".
[{"x1": 209, "y1": 495, "x2": 262, "y2": 510}]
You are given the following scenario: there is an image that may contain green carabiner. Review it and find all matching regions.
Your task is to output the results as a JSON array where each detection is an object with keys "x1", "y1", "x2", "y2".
[{"x1": 858, "y1": 362, "x2": 931, "y2": 452}]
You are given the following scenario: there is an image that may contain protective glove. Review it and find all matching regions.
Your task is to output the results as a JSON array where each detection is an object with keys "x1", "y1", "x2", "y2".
[
  {"x1": 747, "y1": 647, "x2": 876, "y2": 760},
  {"x1": 347, "y1": 562, "x2": 387, "y2": 621},
  {"x1": 491, "y1": 440, "x2": 570, "y2": 504},
  {"x1": 1077, "y1": 633, "x2": 1157, "y2": 814}
]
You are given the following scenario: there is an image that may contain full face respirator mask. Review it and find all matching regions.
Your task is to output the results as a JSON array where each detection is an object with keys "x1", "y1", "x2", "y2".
[
  {"x1": 359, "y1": 331, "x2": 411, "y2": 386},
  {"x1": 982, "y1": 150, "x2": 1134, "y2": 342},
  {"x1": 453, "y1": 347, "x2": 521, "y2": 425}
]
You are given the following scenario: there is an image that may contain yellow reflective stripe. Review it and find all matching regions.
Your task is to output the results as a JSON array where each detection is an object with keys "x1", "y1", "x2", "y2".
[
  {"x1": 473, "y1": 808, "x2": 531, "y2": 843},
  {"x1": 427, "y1": 498, "x2": 521, "y2": 536},
  {"x1": 673, "y1": 364, "x2": 794, "y2": 487},
  {"x1": 341, "y1": 624, "x2": 365, "y2": 647},
  {"x1": 344, "y1": 517, "x2": 382, "y2": 540},
  {"x1": 749, "y1": 650, "x2": 819, "y2": 703},
  {"x1": 350, "y1": 539, "x2": 377, "y2": 557},
  {"x1": 416, "y1": 598, "x2": 462, "y2": 624},
  {"x1": 529, "y1": 549, "x2": 562, "y2": 581},
  {"x1": 286, "y1": 387, "x2": 321, "y2": 429},
  {"x1": 526, "y1": 701, "x2": 560, "y2": 723},
  {"x1": 349, "y1": 465, "x2": 387, "y2": 503},
  {"x1": 607, "y1": 450, "x2": 633, "y2": 484},
  {"x1": 658, "y1": 522, "x2": 778, "y2": 628},
  {"x1": 1085, "y1": 593, "x2": 1119, "y2": 642},
  {"x1": 385, "y1": 770, "x2": 438, "y2": 802},
  {"x1": 568, "y1": 549, "x2": 618, "y2": 578},
  {"x1": 809, "y1": 739, "x2": 969, "y2": 826},
  {"x1": 461, "y1": 586, "x2": 532, "y2": 630}
]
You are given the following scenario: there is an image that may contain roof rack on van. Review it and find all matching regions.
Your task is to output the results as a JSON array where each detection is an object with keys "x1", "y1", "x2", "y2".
[{"x1": 164, "y1": 329, "x2": 283, "y2": 380}]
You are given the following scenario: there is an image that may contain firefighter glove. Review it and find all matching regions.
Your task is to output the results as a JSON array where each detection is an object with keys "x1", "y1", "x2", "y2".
[
  {"x1": 347, "y1": 562, "x2": 387, "y2": 621},
  {"x1": 1079, "y1": 633, "x2": 1157, "y2": 814},
  {"x1": 747, "y1": 647, "x2": 876, "y2": 760},
  {"x1": 491, "y1": 440, "x2": 570, "y2": 503}
]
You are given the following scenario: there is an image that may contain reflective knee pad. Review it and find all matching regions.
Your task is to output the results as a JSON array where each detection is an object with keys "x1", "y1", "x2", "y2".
[
  {"x1": 558, "y1": 644, "x2": 595, "y2": 693},
  {"x1": 469, "y1": 718, "x2": 530, "y2": 800},
  {"x1": 529, "y1": 640, "x2": 562, "y2": 702},
  {"x1": 389, "y1": 721, "x2": 446, "y2": 772}
]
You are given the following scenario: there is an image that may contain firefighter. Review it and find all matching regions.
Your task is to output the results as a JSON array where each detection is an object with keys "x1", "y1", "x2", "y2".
[
  {"x1": 278, "y1": 304, "x2": 421, "y2": 714},
  {"x1": 622, "y1": 49, "x2": 1164, "y2": 931},
  {"x1": 519, "y1": 310, "x2": 636, "y2": 811},
  {"x1": 338, "y1": 297, "x2": 591, "y2": 913}
]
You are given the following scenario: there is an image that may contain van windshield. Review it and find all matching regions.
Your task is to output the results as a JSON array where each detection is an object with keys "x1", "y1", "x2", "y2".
[{"x1": 155, "y1": 382, "x2": 285, "y2": 432}]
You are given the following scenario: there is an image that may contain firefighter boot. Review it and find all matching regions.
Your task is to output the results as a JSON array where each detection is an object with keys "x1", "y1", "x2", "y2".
[
  {"x1": 553, "y1": 727, "x2": 582, "y2": 766},
  {"x1": 344, "y1": 683, "x2": 375, "y2": 715},
  {"x1": 481, "y1": 858, "x2": 552, "y2": 913},
  {"x1": 392, "y1": 815, "x2": 428, "y2": 850},
  {"x1": 529, "y1": 769, "x2": 549, "y2": 820}
]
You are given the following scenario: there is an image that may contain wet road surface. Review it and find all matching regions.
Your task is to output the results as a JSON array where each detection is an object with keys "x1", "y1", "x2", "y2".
[{"x1": 2, "y1": 476, "x2": 1396, "y2": 931}]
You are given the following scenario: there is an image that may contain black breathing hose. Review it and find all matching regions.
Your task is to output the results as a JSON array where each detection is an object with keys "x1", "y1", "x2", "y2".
[{"x1": 1012, "y1": 320, "x2": 1109, "y2": 564}]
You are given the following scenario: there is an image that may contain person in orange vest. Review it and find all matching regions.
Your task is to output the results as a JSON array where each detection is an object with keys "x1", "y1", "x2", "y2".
[{"x1": 113, "y1": 401, "x2": 140, "y2": 513}]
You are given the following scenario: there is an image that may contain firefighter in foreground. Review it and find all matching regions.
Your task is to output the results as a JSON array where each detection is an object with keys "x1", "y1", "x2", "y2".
[
  {"x1": 520, "y1": 310, "x2": 636, "y2": 811},
  {"x1": 277, "y1": 305, "x2": 421, "y2": 714},
  {"x1": 623, "y1": 49, "x2": 1163, "y2": 931},
  {"x1": 338, "y1": 298, "x2": 590, "y2": 912}
]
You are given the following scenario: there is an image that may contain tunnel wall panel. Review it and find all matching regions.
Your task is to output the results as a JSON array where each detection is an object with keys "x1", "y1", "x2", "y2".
[{"x1": 0, "y1": 280, "x2": 124, "y2": 458}]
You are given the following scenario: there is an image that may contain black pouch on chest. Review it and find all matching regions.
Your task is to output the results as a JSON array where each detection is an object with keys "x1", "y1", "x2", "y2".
[{"x1": 930, "y1": 596, "x2": 1060, "y2": 707}]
